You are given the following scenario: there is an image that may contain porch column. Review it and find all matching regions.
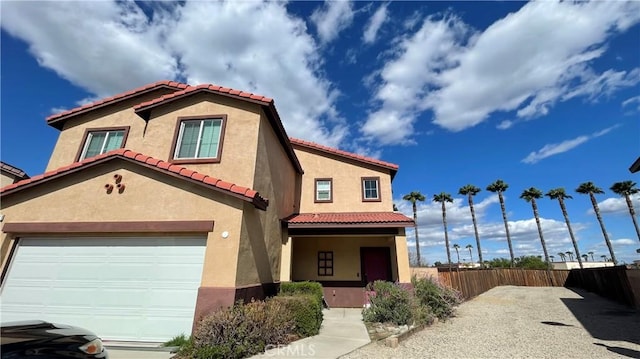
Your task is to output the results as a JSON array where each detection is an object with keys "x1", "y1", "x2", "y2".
[
  {"x1": 279, "y1": 236, "x2": 293, "y2": 282},
  {"x1": 394, "y1": 234, "x2": 411, "y2": 283}
]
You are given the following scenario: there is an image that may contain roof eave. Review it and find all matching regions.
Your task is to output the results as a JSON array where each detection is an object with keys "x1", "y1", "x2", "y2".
[
  {"x1": 287, "y1": 222, "x2": 414, "y2": 229},
  {"x1": 46, "y1": 85, "x2": 182, "y2": 130},
  {"x1": 290, "y1": 141, "x2": 398, "y2": 175},
  {"x1": 629, "y1": 156, "x2": 640, "y2": 173},
  {"x1": 0, "y1": 155, "x2": 268, "y2": 211}
]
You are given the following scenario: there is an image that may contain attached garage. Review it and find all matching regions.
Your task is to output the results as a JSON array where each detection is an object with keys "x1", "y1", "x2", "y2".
[{"x1": 1, "y1": 236, "x2": 206, "y2": 342}]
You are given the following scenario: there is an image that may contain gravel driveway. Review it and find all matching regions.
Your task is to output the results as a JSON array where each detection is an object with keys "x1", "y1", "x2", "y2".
[{"x1": 342, "y1": 286, "x2": 640, "y2": 359}]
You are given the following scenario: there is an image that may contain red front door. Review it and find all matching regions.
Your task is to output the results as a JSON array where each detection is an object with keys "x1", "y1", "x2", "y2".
[{"x1": 361, "y1": 247, "x2": 392, "y2": 284}]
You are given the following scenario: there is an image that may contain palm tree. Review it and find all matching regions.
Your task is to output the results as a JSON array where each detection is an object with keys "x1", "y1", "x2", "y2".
[
  {"x1": 566, "y1": 251, "x2": 574, "y2": 261},
  {"x1": 550, "y1": 255, "x2": 555, "y2": 262},
  {"x1": 581, "y1": 254, "x2": 588, "y2": 262},
  {"x1": 547, "y1": 188, "x2": 583, "y2": 269},
  {"x1": 433, "y1": 192, "x2": 454, "y2": 267},
  {"x1": 610, "y1": 181, "x2": 640, "y2": 242},
  {"x1": 520, "y1": 187, "x2": 551, "y2": 267},
  {"x1": 487, "y1": 180, "x2": 515, "y2": 267},
  {"x1": 588, "y1": 251, "x2": 595, "y2": 261},
  {"x1": 557, "y1": 252, "x2": 566, "y2": 261},
  {"x1": 600, "y1": 254, "x2": 607, "y2": 262},
  {"x1": 459, "y1": 185, "x2": 484, "y2": 267},
  {"x1": 453, "y1": 243, "x2": 461, "y2": 264},
  {"x1": 576, "y1": 182, "x2": 617, "y2": 265},
  {"x1": 466, "y1": 244, "x2": 474, "y2": 264},
  {"x1": 403, "y1": 191, "x2": 426, "y2": 266}
]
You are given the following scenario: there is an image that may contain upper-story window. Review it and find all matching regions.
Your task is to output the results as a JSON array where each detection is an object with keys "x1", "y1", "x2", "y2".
[
  {"x1": 315, "y1": 178, "x2": 333, "y2": 203},
  {"x1": 171, "y1": 115, "x2": 226, "y2": 164},
  {"x1": 77, "y1": 127, "x2": 129, "y2": 161},
  {"x1": 362, "y1": 177, "x2": 381, "y2": 202}
]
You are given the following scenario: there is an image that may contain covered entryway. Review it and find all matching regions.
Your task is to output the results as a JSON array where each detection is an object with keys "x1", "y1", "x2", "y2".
[
  {"x1": 361, "y1": 247, "x2": 392, "y2": 284},
  {"x1": 1, "y1": 236, "x2": 206, "y2": 342}
]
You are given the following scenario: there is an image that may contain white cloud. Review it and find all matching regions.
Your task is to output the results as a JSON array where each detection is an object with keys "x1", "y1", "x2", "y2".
[
  {"x1": 361, "y1": 15, "x2": 470, "y2": 145},
  {"x1": 623, "y1": 95, "x2": 640, "y2": 112},
  {"x1": 362, "y1": 1, "x2": 640, "y2": 145},
  {"x1": 310, "y1": 0, "x2": 354, "y2": 44},
  {"x1": 1, "y1": 0, "x2": 348, "y2": 147},
  {"x1": 1, "y1": 1, "x2": 177, "y2": 98},
  {"x1": 611, "y1": 238, "x2": 636, "y2": 246},
  {"x1": 496, "y1": 120, "x2": 514, "y2": 130},
  {"x1": 596, "y1": 194, "x2": 640, "y2": 214},
  {"x1": 429, "y1": 1, "x2": 640, "y2": 131},
  {"x1": 363, "y1": 3, "x2": 388, "y2": 44},
  {"x1": 166, "y1": 1, "x2": 347, "y2": 146},
  {"x1": 521, "y1": 124, "x2": 620, "y2": 164}
]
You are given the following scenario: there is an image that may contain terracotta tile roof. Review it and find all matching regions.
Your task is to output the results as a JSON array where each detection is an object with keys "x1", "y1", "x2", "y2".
[
  {"x1": 0, "y1": 162, "x2": 29, "y2": 180},
  {"x1": 0, "y1": 149, "x2": 268, "y2": 210},
  {"x1": 133, "y1": 84, "x2": 274, "y2": 117},
  {"x1": 289, "y1": 138, "x2": 399, "y2": 173},
  {"x1": 46, "y1": 80, "x2": 189, "y2": 127},
  {"x1": 286, "y1": 212, "x2": 414, "y2": 228}
]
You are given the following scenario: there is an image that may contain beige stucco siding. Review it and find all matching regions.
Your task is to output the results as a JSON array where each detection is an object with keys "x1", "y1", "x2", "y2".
[
  {"x1": 0, "y1": 160, "x2": 246, "y2": 287},
  {"x1": 235, "y1": 113, "x2": 299, "y2": 286},
  {"x1": 1, "y1": 172, "x2": 16, "y2": 188},
  {"x1": 47, "y1": 89, "x2": 176, "y2": 171},
  {"x1": 294, "y1": 147, "x2": 394, "y2": 213},
  {"x1": 291, "y1": 236, "x2": 399, "y2": 282},
  {"x1": 141, "y1": 94, "x2": 261, "y2": 188},
  {"x1": 48, "y1": 92, "x2": 262, "y2": 191}
]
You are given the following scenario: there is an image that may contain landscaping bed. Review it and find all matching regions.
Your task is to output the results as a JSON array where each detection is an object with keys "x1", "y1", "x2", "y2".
[
  {"x1": 170, "y1": 282, "x2": 324, "y2": 359},
  {"x1": 362, "y1": 276, "x2": 462, "y2": 345}
]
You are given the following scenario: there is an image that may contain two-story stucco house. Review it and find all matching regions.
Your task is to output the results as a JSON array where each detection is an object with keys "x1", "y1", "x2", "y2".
[{"x1": 0, "y1": 81, "x2": 413, "y2": 343}]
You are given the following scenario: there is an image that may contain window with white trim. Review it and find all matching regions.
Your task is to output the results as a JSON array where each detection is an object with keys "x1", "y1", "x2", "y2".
[
  {"x1": 315, "y1": 179, "x2": 332, "y2": 203},
  {"x1": 80, "y1": 130, "x2": 125, "y2": 160},
  {"x1": 174, "y1": 119, "x2": 223, "y2": 160},
  {"x1": 362, "y1": 177, "x2": 380, "y2": 201}
]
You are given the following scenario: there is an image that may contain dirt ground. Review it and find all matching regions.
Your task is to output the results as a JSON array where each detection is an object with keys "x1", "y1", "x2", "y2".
[{"x1": 342, "y1": 286, "x2": 640, "y2": 359}]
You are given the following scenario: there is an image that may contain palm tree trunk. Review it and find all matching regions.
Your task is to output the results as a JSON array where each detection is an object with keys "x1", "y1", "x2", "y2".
[
  {"x1": 532, "y1": 199, "x2": 554, "y2": 285},
  {"x1": 412, "y1": 202, "x2": 421, "y2": 266},
  {"x1": 590, "y1": 193, "x2": 617, "y2": 265},
  {"x1": 442, "y1": 201, "x2": 452, "y2": 269},
  {"x1": 468, "y1": 195, "x2": 484, "y2": 268},
  {"x1": 560, "y1": 198, "x2": 583, "y2": 269},
  {"x1": 468, "y1": 248, "x2": 473, "y2": 263},
  {"x1": 625, "y1": 194, "x2": 640, "y2": 243},
  {"x1": 498, "y1": 192, "x2": 515, "y2": 267}
]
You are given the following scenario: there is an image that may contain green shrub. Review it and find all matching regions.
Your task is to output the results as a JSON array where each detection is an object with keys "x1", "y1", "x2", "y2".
[
  {"x1": 362, "y1": 281, "x2": 415, "y2": 326},
  {"x1": 163, "y1": 333, "x2": 190, "y2": 348},
  {"x1": 177, "y1": 299, "x2": 294, "y2": 359},
  {"x1": 279, "y1": 281, "x2": 324, "y2": 304},
  {"x1": 412, "y1": 276, "x2": 462, "y2": 320},
  {"x1": 271, "y1": 295, "x2": 323, "y2": 337}
]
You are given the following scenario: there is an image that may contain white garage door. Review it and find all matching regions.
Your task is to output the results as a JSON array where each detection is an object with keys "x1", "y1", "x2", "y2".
[{"x1": 1, "y1": 237, "x2": 206, "y2": 342}]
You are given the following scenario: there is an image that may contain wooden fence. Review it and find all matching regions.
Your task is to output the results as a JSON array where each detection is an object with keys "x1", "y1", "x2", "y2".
[
  {"x1": 437, "y1": 266, "x2": 638, "y2": 308},
  {"x1": 565, "y1": 266, "x2": 637, "y2": 308},
  {"x1": 438, "y1": 268, "x2": 570, "y2": 300}
]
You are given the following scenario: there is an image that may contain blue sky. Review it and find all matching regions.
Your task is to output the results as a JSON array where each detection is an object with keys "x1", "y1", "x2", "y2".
[{"x1": 1, "y1": 1, "x2": 639, "y2": 265}]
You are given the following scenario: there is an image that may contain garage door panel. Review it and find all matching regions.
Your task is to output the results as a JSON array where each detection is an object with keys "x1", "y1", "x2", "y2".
[{"x1": 1, "y1": 236, "x2": 206, "y2": 342}]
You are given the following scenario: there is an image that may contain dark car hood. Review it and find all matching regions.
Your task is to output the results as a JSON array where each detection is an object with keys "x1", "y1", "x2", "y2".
[{"x1": 1, "y1": 320, "x2": 97, "y2": 345}]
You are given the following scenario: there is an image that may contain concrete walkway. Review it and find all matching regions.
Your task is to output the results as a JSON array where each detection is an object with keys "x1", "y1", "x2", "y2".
[{"x1": 252, "y1": 308, "x2": 370, "y2": 359}]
